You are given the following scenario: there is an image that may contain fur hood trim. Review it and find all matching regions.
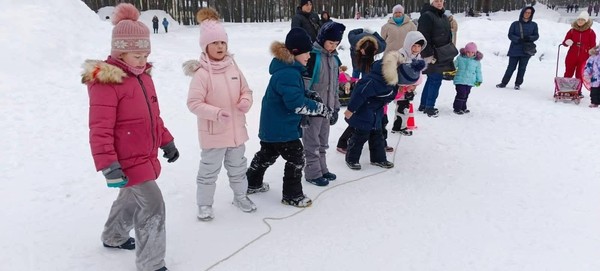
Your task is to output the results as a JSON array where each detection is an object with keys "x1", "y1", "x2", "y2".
[
  {"x1": 356, "y1": 35, "x2": 378, "y2": 52},
  {"x1": 81, "y1": 59, "x2": 152, "y2": 84},
  {"x1": 571, "y1": 19, "x2": 593, "y2": 31},
  {"x1": 459, "y1": 48, "x2": 484, "y2": 60},
  {"x1": 271, "y1": 41, "x2": 295, "y2": 64},
  {"x1": 182, "y1": 59, "x2": 201, "y2": 76},
  {"x1": 381, "y1": 51, "x2": 406, "y2": 85}
]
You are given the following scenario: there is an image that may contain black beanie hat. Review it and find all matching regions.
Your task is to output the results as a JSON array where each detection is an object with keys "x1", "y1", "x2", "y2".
[
  {"x1": 397, "y1": 59, "x2": 427, "y2": 85},
  {"x1": 286, "y1": 28, "x2": 313, "y2": 55},
  {"x1": 316, "y1": 21, "x2": 346, "y2": 46},
  {"x1": 300, "y1": 0, "x2": 311, "y2": 7}
]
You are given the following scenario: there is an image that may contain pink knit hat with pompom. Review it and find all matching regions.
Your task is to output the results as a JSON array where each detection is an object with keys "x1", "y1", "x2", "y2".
[
  {"x1": 464, "y1": 42, "x2": 478, "y2": 53},
  {"x1": 196, "y1": 8, "x2": 228, "y2": 52},
  {"x1": 110, "y1": 3, "x2": 151, "y2": 58}
]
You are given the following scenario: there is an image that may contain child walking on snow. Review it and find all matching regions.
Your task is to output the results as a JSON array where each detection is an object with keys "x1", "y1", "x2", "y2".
[
  {"x1": 583, "y1": 46, "x2": 600, "y2": 107},
  {"x1": 82, "y1": 4, "x2": 177, "y2": 271},
  {"x1": 391, "y1": 31, "x2": 427, "y2": 136},
  {"x1": 452, "y1": 42, "x2": 483, "y2": 114},
  {"x1": 245, "y1": 28, "x2": 332, "y2": 207},
  {"x1": 185, "y1": 8, "x2": 256, "y2": 221}
]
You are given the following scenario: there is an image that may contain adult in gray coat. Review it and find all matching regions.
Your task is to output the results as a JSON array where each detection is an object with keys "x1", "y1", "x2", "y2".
[{"x1": 291, "y1": 0, "x2": 322, "y2": 42}]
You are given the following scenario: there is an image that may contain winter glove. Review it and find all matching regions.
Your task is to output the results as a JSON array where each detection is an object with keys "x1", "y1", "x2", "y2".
[
  {"x1": 564, "y1": 39, "x2": 574, "y2": 46},
  {"x1": 161, "y1": 141, "x2": 180, "y2": 163},
  {"x1": 306, "y1": 91, "x2": 323, "y2": 103},
  {"x1": 329, "y1": 109, "x2": 339, "y2": 125},
  {"x1": 102, "y1": 162, "x2": 128, "y2": 188},
  {"x1": 404, "y1": 91, "x2": 415, "y2": 101},
  {"x1": 217, "y1": 110, "x2": 231, "y2": 123},
  {"x1": 300, "y1": 115, "x2": 310, "y2": 128},
  {"x1": 474, "y1": 82, "x2": 481, "y2": 87},
  {"x1": 236, "y1": 99, "x2": 251, "y2": 113},
  {"x1": 320, "y1": 105, "x2": 333, "y2": 119}
]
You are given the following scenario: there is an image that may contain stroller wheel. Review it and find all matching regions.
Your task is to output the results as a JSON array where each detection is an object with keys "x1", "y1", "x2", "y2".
[{"x1": 574, "y1": 99, "x2": 581, "y2": 105}]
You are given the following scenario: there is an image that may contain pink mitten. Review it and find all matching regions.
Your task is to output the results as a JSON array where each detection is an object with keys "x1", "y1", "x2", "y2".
[
  {"x1": 236, "y1": 99, "x2": 251, "y2": 113},
  {"x1": 218, "y1": 110, "x2": 231, "y2": 123}
]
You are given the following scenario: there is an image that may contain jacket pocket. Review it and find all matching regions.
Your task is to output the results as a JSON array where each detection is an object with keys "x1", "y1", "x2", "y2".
[{"x1": 114, "y1": 118, "x2": 149, "y2": 160}]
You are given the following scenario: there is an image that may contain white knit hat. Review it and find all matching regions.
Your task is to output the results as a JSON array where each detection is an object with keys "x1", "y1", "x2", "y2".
[{"x1": 578, "y1": 11, "x2": 590, "y2": 21}]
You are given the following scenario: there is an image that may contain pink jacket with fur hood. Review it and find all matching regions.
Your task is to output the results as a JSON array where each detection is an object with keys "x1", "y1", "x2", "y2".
[{"x1": 184, "y1": 54, "x2": 252, "y2": 149}]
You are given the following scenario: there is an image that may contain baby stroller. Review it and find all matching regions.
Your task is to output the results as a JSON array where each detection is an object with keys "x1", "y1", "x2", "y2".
[{"x1": 554, "y1": 45, "x2": 582, "y2": 104}]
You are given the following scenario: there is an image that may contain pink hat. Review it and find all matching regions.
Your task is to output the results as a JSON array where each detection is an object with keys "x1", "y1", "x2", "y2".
[
  {"x1": 196, "y1": 8, "x2": 228, "y2": 52},
  {"x1": 464, "y1": 42, "x2": 478, "y2": 53},
  {"x1": 392, "y1": 4, "x2": 404, "y2": 13},
  {"x1": 110, "y1": 3, "x2": 151, "y2": 58}
]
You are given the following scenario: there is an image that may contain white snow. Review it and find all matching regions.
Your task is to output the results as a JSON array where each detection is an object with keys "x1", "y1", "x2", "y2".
[{"x1": 1, "y1": 1, "x2": 599, "y2": 270}]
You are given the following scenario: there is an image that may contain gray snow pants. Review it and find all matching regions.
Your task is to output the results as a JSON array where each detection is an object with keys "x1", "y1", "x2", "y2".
[
  {"x1": 302, "y1": 116, "x2": 331, "y2": 180},
  {"x1": 101, "y1": 180, "x2": 166, "y2": 271},
  {"x1": 196, "y1": 144, "x2": 248, "y2": 206}
]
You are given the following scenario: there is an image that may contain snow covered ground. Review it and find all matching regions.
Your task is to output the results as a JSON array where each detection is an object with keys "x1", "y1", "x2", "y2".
[{"x1": 1, "y1": 1, "x2": 599, "y2": 270}]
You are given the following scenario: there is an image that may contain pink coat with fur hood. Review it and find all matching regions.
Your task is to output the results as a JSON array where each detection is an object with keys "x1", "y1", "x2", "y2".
[
  {"x1": 82, "y1": 57, "x2": 174, "y2": 187},
  {"x1": 185, "y1": 54, "x2": 252, "y2": 149}
]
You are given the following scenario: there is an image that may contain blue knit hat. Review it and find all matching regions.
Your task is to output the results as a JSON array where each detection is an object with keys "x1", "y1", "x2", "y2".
[
  {"x1": 397, "y1": 59, "x2": 426, "y2": 85},
  {"x1": 286, "y1": 27, "x2": 313, "y2": 55},
  {"x1": 316, "y1": 22, "x2": 346, "y2": 46}
]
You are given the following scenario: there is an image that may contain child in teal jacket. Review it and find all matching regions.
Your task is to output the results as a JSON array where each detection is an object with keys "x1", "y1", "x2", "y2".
[{"x1": 453, "y1": 42, "x2": 483, "y2": 114}]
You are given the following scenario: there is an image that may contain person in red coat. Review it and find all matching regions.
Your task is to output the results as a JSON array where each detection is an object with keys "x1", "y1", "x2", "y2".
[
  {"x1": 81, "y1": 4, "x2": 177, "y2": 271},
  {"x1": 562, "y1": 11, "x2": 596, "y2": 94}
]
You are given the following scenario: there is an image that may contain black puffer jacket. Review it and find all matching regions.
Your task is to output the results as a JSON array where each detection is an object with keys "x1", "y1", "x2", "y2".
[
  {"x1": 291, "y1": 7, "x2": 322, "y2": 42},
  {"x1": 417, "y1": 4, "x2": 454, "y2": 73}
]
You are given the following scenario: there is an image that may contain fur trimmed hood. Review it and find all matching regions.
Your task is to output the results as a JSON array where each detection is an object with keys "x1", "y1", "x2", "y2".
[
  {"x1": 270, "y1": 41, "x2": 295, "y2": 64},
  {"x1": 356, "y1": 35, "x2": 378, "y2": 52},
  {"x1": 81, "y1": 59, "x2": 152, "y2": 84},
  {"x1": 381, "y1": 51, "x2": 406, "y2": 86},
  {"x1": 571, "y1": 19, "x2": 593, "y2": 32},
  {"x1": 459, "y1": 48, "x2": 484, "y2": 60}
]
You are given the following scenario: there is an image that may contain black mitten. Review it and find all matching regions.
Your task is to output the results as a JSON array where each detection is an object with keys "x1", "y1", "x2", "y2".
[
  {"x1": 306, "y1": 91, "x2": 323, "y2": 103},
  {"x1": 329, "y1": 109, "x2": 339, "y2": 125},
  {"x1": 161, "y1": 141, "x2": 179, "y2": 163}
]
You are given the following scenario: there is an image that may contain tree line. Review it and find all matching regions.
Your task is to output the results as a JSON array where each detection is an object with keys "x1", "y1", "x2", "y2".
[{"x1": 82, "y1": 0, "x2": 534, "y2": 25}]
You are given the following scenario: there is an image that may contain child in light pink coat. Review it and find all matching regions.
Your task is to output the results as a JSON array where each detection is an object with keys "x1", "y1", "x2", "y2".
[{"x1": 184, "y1": 8, "x2": 255, "y2": 221}]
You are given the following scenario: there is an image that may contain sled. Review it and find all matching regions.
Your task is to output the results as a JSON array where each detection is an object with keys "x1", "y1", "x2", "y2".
[{"x1": 554, "y1": 45, "x2": 582, "y2": 104}]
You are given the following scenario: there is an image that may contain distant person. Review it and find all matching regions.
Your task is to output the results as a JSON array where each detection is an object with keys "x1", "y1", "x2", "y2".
[
  {"x1": 320, "y1": 11, "x2": 332, "y2": 24},
  {"x1": 381, "y1": 4, "x2": 416, "y2": 53},
  {"x1": 468, "y1": 7, "x2": 475, "y2": 17},
  {"x1": 152, "y1": 15, "x2": 159, "y2": 34},
  {"x1": 291, "y1": 0, "x2": 321, "y2": 42},
  {"x1": 417, "y1": 0, "x2": 458, "y2": 117},
  {"x1": 162, "y1": 18, "x2": 169, "y2": 33},
  {"x1": 82, "y1": 4, "x2": 176, "y2": 271},
  {"x1": 583, "y1": 46, "x2": 600, "y2": 107},
  {"x1": 452, "y1": 42, "x2": 483, "y2": 114},
  {"x1": 496, "y1": 6, "x2": 539, "y2": 90},
  {"x1": 245, "y1": 28, "x2": 332, "y2": 207},
  {"x1": 184, "y1": 8, "x2": 256, "y2": 221},
  {"x1": 594, "y1": 3, "x2": 599, "y2": 16},
  {"x1": 561, "y1": 11, "x2": 596, "y2": 97},
  {"x1": 445, "y1": 10, "x2": 458, "y2": 45},
  {"x1": 588, "y1": 3, "x2": 593, "y2": 16}
]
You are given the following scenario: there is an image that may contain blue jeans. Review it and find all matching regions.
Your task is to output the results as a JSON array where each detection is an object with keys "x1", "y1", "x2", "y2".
[
  {"x1": 419, "y1": 72, "x2": 443, "y2": 108},
  {"x1": 352, "y1": 70, "x2": 362, "y2": 79},
  {"x1": 501, "y1": 56, "x2": 531, "y2": 86}
]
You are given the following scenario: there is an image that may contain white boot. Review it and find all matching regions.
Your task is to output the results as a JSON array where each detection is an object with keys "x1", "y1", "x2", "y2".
[
  {"x1": 197, "y1": 205, "x2": 214, "y2": 221},
  {"x1": 233, "y1": 195, "x2": 257, "y2": 212}
]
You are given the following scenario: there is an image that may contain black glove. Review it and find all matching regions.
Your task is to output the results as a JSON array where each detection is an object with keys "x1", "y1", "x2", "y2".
[
  {"x1": 404, "y1": 91, "x2": 415, "y2": 101},
  {"x1": 522, "y1": 36, "x2": 531, "y2": 42},
  {"x1": 329, "y1": 109, "x2": 339, "y2": 125},
  {"x1": 161, "y1": 141, "x2": 179, "y2": 163},
  {"x1": 306, "y1": 91, "x2": 323, "y2": 103},
  {"x1": 102, "y1": 162, "x2": 128, "y2": 188}
]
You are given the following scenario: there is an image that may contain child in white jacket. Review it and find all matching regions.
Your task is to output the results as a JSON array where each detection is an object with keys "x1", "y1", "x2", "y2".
[{"x1": 185, "y1": 8, "x2": 255, "y2": 221}]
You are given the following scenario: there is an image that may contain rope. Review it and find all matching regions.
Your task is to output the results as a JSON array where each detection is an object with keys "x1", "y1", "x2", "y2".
[{"x1": 204, "y1": 127, "x2": 403, "y2": 271}]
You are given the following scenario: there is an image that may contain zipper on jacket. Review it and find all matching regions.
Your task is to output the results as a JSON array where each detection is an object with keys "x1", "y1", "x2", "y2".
[{"x1": 137, "y1": 76, "x2": 157, "y2": 159}]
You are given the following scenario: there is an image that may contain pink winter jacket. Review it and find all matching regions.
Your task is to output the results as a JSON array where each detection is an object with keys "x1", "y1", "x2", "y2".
[
  {"x1": 82, "y1": 57, "x2": 174, "y2": 187},
  {"x1": 185, "y1": 54, "x2": 252, "y2": 149}
]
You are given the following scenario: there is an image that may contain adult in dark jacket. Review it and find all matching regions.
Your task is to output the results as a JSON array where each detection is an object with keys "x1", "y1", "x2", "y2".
[
  {"x1": 291, "y1": 0, "x2": 322, "y2": 42},
  {"x1": 348, "y1": 28, "x2": 386, "y2": 79},
  {"x1": 417, "y1": 0, "x2": 456, "y2": 117},
  {"x1": 152, "y1": 15, "x2": 159, "y2": 34},
  {"x1": 496, "y1": 6, "x2": 539, "y2": 90},
  {"x1": 320, "y1": 11, "x2": 332, "y2": 24}
]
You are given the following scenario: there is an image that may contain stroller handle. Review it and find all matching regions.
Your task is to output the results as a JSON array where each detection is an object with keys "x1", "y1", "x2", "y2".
[{"x1": 556, "y1": 44, "x2": 563, "y2": 78}]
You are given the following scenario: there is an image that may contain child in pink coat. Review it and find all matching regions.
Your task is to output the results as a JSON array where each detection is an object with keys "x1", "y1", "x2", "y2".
[{"x1": 184, "y1": 8, "x2": 255, "y2": 221}]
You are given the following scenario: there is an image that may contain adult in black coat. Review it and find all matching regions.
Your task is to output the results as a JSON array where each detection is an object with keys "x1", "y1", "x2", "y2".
[
  {"x1": 291, "y1": 0, "x2": 322, "y2": 42},
  {"x1": 417, "y1": 0, "x2": 456, "y2": 117}
]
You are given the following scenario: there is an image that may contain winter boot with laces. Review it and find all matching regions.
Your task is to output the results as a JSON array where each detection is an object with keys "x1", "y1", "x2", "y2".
[
  {"x1": 103, "y1": 237, "x2": 135, "y2": 250},
  {"x1": 197, "y1": 205, "x2": 214, "y2": 221},
  {"x1": 346, "y1": 161, "x2": 361, "y2": 170},
  {"x1": 233, "y1": 195, "x2": 257, "y2": 212},
  {"x1": 307, "y1": 176, "x2": 329, "y2": 186},
  {"x1": 371, "y1": 161, "x2": 394, "y2": 169},
  {"x1": 398, "y1": 128, "x2": 413, "y2": 136},
  {"x1": 322, "y1": 172, "x2": 337, "y2": 181},
  {"x1": 281, "y1": 194, "x2": 312, "y2": 208},
  {"x1": 247, "y1": 183, "x2": 270, "y2": 194},
  {"x1": 425, "y1": 108, "x2": 439, "y2": 118}
]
